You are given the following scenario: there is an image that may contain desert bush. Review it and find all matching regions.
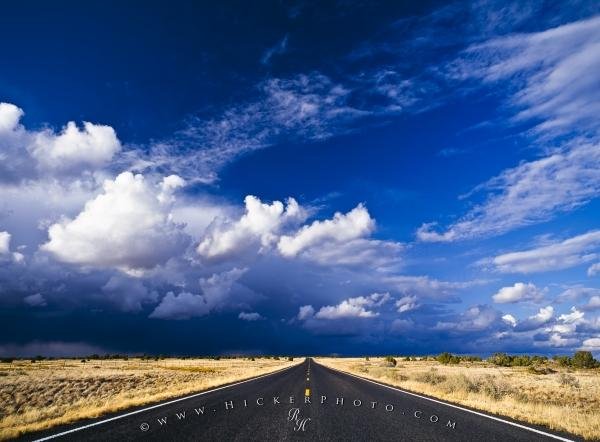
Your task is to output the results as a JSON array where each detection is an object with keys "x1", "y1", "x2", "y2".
[
  {"x1": 389, "y1": 370, "x2": 409, "y2": 382},
  {"x1": 414, "y1": 368, "x2": 446, "y2": 385},
  {"x1": 558, "y1": 373, "x2": 580, "y2": 388},
  {"x1": 442, "y1": 374, "x2": 479, "y2": 394},
  {"x1": 478, "y1": 375, "x2": 512, "y2": 400},
  {"x1": 383, "y1": 356, "x2": 397, "y2": 367},
  {"x1": 527, "y1": 365, "x2": 554, "y2": 375},
  {"x1": 288, "y1": 357, "x2": 293, "y2": 361},
  {"x1": 0, "y1": 358, "x2": 14, "y2": 363}
]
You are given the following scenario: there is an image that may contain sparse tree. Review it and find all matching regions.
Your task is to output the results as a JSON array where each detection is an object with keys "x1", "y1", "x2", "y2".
[
  {"x1": 571, "y1": 351, "x2": 598, "y2": 369},
  {"x1": 384, "y1": 356, "x2": 397, "y2": 367}
]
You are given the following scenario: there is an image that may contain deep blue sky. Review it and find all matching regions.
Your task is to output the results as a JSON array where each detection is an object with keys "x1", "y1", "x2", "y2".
[{"x1": 1, "y1": 0, "x2": 600, "y2": 357}]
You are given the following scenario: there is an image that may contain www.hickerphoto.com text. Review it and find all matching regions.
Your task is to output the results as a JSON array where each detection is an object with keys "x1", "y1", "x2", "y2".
[{"x1": 139, "y1": 395, "x2": 457, "y2": 433}]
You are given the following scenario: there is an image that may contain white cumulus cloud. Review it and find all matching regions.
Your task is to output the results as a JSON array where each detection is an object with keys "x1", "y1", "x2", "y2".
[
  {"x1": 588, "y1": 262, "x2": 600, "y2": 277},
  {"x1": 24, "y1": 293, "x2": 47, "y2": 307},
  {"x1": 396, "y1": 295, "x2": 419, "y2": 313},
  {"x1": 278, "y1": 203, "x2": 374, "y2": 257},
  {"x1": 0, "y1": 102, "x2": 122, "y2": 178},
  {"x1": 0, "y1": 231, "x2": 10, "y2": 255},
  {"x1": 149, "y1": 291, "x2": 209, "y2": 320},
  {"x1": 238, "y1": 312, "x2": 264, "y2": 321},
  {"x1": 297, "y1": 305, "x2": 315, "y2": 320},
  {"x1": 435, "y1": 305, "x2": 500, "y2": 332},
  {"x1": 41, "y1": 172, "x2": 189, "y2": 274},
  {"x1": 0, "y1": 103, "x2": 23, "y2": 133},
  {"x1": 581, "y1": 337, "x2": 600, "y2": 351},
  {"x1": 150, "y1": 267, "x2": 247, "y2": 320},
  {"x1": 31, "y1": 121, "x2": 121, "y2": 172},
  {"x1": 101, "y1": 275, "x2": 158, "y2": 312},
  {"x1": 512, "y1": 306, "x2": 554, "y2": 332},
  {"x1": 197, "y1": 195, "x2": 306, "y2": 260},
  {"x1": 313, "y1": 292, "x2": 389, "y2": 320},
  {"x1": 492, "y1": 282, "x2": 544, "y2": 304},
  {"x1": 502, "y1": 314, "x2": 517, "y2": 327}
]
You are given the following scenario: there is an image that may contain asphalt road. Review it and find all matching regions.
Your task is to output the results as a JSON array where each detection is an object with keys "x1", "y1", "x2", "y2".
[{"x1": 23, "y1": 358, "x2": 578, "y2": 442}]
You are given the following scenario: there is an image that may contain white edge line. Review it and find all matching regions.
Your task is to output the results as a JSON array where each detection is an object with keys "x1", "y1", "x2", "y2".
[
  {"x1": 33, "y1": 361, "x2": 303, "y2": 441},
  {"x1": 322, "y1": 363, "x2": 574, "y2": 442}
]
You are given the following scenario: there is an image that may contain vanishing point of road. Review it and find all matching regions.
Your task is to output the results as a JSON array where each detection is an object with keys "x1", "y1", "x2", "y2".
[{"x1": 23, "y1": 358, "x2": 579, "y2": 442}]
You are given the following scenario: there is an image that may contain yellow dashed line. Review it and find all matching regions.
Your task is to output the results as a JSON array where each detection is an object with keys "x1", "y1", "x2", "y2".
[{"x1": 305, "y1": 388, "x2": 310, "y2": 396}]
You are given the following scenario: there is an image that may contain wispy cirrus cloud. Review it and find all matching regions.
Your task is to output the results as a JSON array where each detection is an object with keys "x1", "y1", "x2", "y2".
[
  {"x1": 134, "y1": 73, "x2": 368, "y2": 183},
  {"x1": 261, "y1": 34, "x2": 289, "y2": 65},
  {"x1": 418, "y1": 125, "x2": 600, "y2": 243},
  {"x1": 418, "y1": 15, "x2": 600, "y2": 242},
  {"x1": 484, "y1": 230, "x2": 600, "y2": 274},
  {"x1": 455, "y1": 15, "x2": 600, "y2": 137}
]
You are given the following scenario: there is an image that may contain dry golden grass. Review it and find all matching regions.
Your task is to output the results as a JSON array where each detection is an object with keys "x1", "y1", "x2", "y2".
[
  {"x1": 0, "y1": 357, "x2": 297, "y2": 440},
  {"x1": 316, "y1": 357, "x2": 600, "y2": 440}
]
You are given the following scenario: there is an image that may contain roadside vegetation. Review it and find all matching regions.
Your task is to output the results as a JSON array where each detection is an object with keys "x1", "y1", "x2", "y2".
[
  {"x1": 317, "y1": 352, "x2": 600, "y2": 440},
  {"x1": 0, "y1": 355, "x2": 297, "y2": 440}
]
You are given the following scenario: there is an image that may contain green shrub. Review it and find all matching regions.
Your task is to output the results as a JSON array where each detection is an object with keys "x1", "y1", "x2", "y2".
[
  {"x1": 437, "y1": 352, "x2": 460, "y2": 364},
  {"x1": 511, "y1": 355, "x2": 531, "y2": 366},
  {"x1": 488, "y1": 352, "x2": 513, "y2": 366},
  {"x1": 488, "y1": 353, "x2": 546, "y2": 367},
  {"x1": 552, "y1": 352, "x2": 599, "y2": 369},
  {"x1": 571, "y1": 351, "x2": 598, "y2": 369},
  {"x1": 553, "y1": 355, "x2": 571, "y2": 366}
]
